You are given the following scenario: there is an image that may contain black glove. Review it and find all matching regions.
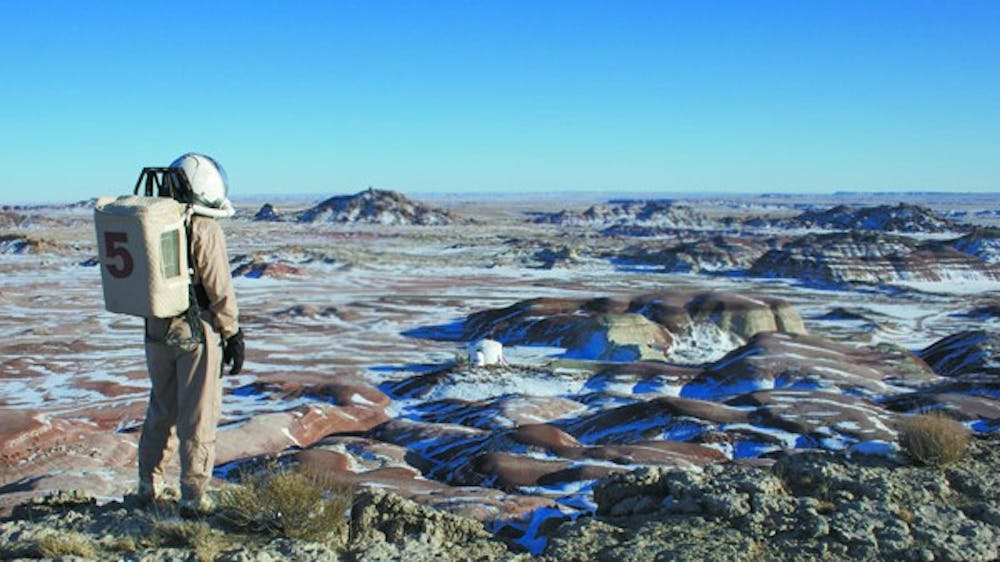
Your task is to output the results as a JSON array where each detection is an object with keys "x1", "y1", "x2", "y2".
[{"x1": 222, "y1": 329, "x2": 245, "y2": 376}]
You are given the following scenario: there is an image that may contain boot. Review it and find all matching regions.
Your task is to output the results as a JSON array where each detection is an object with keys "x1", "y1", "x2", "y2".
[{"x1": 179, "y1": 494, "x2": 216, "y2": 519}]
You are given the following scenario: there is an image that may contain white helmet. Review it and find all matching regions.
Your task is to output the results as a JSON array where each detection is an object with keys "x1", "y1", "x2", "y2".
[{"x1": 169, "y1": 152, "x2": 235, "y2": 218}]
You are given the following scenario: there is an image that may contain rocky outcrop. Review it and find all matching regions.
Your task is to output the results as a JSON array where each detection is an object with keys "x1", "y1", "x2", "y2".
[
  {"x1": 349, "y1": 488, "x2": 517, "y2": 559},
  {"x1": 297, "y1": 188, "x2": 453, "y2": 225},
  {"x1": 0, "y1": 487, "x2": 528, "y2": 561},
  {"x1": 461, "y1": 292, "x2": 807, "y2": 364},
  {"x1": 533, "y1": 200, "x2": 714, "y2": 230},
  {"x1": 546, "y1": 435, "x2": 999, "y2": 561},
  {"x1": 2, "y1": 436, "x2": 996, "y2": 560},
  {"x1": 749, "y1": 231, "x2": 1000, "y2": 285}
]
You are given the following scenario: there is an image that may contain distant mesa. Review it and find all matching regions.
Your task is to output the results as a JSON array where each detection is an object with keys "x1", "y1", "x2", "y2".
[
  {"x1": 755, "y1": 202, "x2": 960, "y2": 233},
  {"x1": 0, "y1": 210, "x2": 64, "y2": 230},
  {"x1": 533, "y1": 200, "x2": 714, "y2": 230},
  {"x1": 1, "y1": 199, "x2": 95, "y2": 212},
  {"x1": 296, "y1": 188, "x2": 453, "y2": 225},
  {"x1": 253, "y1": 203, "x2": 282, "y2": 222},
  {"x1": 619, "y1": 235, "x2": 774, "y2": 274}
]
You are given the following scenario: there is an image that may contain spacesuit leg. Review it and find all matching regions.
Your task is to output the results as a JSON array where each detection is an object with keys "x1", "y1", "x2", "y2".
[
  {"x1": 137, "y1": 340, "x2": 180, "y2": 494},
  {"x1": 175, "y1": 318, "x2": 223, "y2": 503}
]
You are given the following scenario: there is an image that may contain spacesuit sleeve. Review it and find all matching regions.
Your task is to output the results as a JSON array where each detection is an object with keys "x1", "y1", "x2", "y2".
[{"x1": 192, "y1": 217, "x2": 240, "y2": 339}]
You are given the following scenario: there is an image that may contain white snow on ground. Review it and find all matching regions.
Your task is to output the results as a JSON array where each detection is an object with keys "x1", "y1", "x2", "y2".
[
  {"x1": 847, "y1": 440, "x2": 899, "y2": 458},
  {"x1": 895, "y1": 279, "x2": 1000, "y2": 295}
]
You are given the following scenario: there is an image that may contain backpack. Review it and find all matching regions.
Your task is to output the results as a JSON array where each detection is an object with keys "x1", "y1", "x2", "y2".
[{"x1": 94, "y1": 168, "x2": 204, "y2": 347}]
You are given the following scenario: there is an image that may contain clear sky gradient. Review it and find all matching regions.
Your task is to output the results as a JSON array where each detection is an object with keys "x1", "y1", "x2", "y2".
[{"x1": 2, "y1": 1, "x2": 998, "y2": 202}]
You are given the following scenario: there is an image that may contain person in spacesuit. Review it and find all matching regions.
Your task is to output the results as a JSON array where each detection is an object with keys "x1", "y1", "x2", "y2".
[{"x1": 136, "y1": 152, "x2": 244, "y2": 518}]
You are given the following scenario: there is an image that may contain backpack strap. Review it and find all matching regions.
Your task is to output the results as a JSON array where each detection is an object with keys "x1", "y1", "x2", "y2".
[{"x1": 181, "y1": 206, "x2": 206, "y2": 347}]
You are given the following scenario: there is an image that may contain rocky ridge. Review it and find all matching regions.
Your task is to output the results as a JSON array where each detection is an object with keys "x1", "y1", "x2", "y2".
[
  {"x1": 532, "y1": 200, "x2": 715, "y2": 230},
  {"x1": 749, "y1": 231, "x2": 1000, "y2": 286},
  {"x1": 1, "y1": 434, "x2": 996, "y2": 561},
  {"x1": 752, "y1": 203, "x2": 960, "y2": 233}
]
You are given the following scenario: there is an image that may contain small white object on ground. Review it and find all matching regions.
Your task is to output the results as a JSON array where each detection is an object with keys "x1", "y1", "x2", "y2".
[{"x1": 469, "y1": 339, "x2": 507, "y2": 366}]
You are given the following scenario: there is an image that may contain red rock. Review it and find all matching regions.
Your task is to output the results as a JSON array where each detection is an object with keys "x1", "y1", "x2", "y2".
[
  {"x1": 296, "y1": 448, "x2": 352, "y2": 472},
  {"x1": 216, "y1": 402, "x2": 388, "y2": 465},
  {"x1": 0, "y1": 409, "x2": 99, "y2": 468},
  {"x1": 511, "y1": 424, "x2": 582, "y2": 450},
  {"x1": 241, "y1": 379, "x2": 392, "y2": 409},
  {"x1": 476, "y1": 452, "x2": 573, "y2": 489},
  {"x1": 565, "y1": 440, "x2": 727, "y2": 467},
  {"x1": 560, "y1": 396, "x2": 749, "y2": 444}
]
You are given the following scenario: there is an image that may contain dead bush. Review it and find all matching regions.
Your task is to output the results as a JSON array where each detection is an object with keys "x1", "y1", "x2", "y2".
[
  {"x1": 897, "y1": 412, "x2": 969, "y2": 467},
  {"x1": 217, "y1": 464, "x2": 352, "y2": 542}
]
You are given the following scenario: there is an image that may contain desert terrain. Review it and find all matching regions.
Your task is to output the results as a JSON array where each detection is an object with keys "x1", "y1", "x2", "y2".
[{"x1": 0, "y1": 189, "x2": 997, "y2": 560}]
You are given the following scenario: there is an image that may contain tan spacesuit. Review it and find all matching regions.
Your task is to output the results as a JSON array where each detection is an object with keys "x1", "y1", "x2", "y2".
[{"x1": 135, "y1": 153, "x2": 243, "y2": 517}]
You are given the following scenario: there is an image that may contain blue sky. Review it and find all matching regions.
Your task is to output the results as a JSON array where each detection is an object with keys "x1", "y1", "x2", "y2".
[{"x1": 1, "y1": 1, "x2": 998, "y2": 202}]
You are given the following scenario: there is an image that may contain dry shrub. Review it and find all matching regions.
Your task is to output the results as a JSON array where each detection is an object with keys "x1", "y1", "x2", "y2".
[
  {"x1": 898, "y1": 412, "x2": 969, "y2": 467},
  {"x1": 154, "y1": 519, "x2": 224, "y2": 562},
  {"x1": 105, "y1": 534, "x2": 138, "y2": 553},
  {"x1": 31, "y1": 532, "x2": 96, "y2": 558},
  {"x1": 217, "y1": 465, "x2": 352, "y2": 542}
]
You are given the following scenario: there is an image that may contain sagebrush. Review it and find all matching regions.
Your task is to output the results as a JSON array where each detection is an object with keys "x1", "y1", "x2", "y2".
[
  {"x1": 153, "y1": 519, "x2": 225, "y2": 562},
  {"x1": 30, "y1": 532, "x2": 96, "y2": 558},
  {"x1": 217, "y1": 465, "x2": 352, "y2": 542},
  {"x1": 898, "y1": 412, "x2": 969, "y2": 467}
]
